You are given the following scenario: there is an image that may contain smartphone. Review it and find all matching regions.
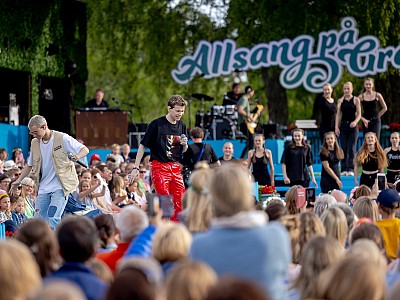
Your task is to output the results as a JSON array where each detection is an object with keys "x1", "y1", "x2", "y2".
[
  {"x1": 305, "y1": 188, "x2": 316, "y2": 207},
  {"x1": 147, "y1": 194, "x2": 160, "y2": 217},
  {"x1": 377, "y1": 173, "x2": 386, "y2": 191},
  {"x1": 296, "y1": 187, "x2": 306, "y2": 209},
  {"x1": 147, "y1": 194, "x2": 174, "y2": 218}
]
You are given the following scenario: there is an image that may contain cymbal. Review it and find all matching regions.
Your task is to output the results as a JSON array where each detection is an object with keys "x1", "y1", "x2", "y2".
[{"x1": 191, "y1": 93, "x2": 214, "y2": 101}]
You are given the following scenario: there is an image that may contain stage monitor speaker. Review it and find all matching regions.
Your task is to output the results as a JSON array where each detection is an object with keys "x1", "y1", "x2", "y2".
[{"x1": 211, "y1": 118, "x2": 232, "y2": 140}]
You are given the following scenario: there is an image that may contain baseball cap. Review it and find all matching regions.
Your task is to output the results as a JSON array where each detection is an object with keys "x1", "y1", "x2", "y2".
[
  {"x1": 90, "y1": 154, "x2": 101, "y2": 165},
  {"x1": 376, "y1": 189, "x2": 400, "y2": 209}
]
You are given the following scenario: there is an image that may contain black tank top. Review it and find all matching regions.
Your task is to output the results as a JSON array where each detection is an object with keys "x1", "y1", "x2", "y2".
[
  {"x1": 341, "y1": 97, "x2": 356, "y2": 122},
  {"x1": 387, "y1": 148, "x2": 400, "y2": 170},
  {"x1": 362, "y1": 151, "x2": 379, "y2": 171},
  {"x1": 362, "y1": 97, "x2": 379, "y2": 119},
  {"x1": 320, "y1": 98, "x2": 336, "y2": 129}
]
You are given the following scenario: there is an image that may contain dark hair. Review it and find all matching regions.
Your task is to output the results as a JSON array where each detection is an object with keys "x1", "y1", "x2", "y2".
[
  {"x1": 244, "y1": 85, "x2": 253, "y2": 94},
  {"x1": 94, "y1": 214, "x2": 116, "y2": 248},
  {"x1": 265, "y1": 201, "x2": 288, "y2": 221},
  {"x1": 168, "y1": 95, "x2": 187, "y2": 108},
  {"x1": 349, "y1": 223, "x2": 385, "y2": 251},
  {"x1": 190, "y1": 127, "x2": 204, "y2": 139},
  {"x1": 106, "y1": 268, "x2": 156, "y2": 300},
  {"x1": 56, "y1": 216, "x2": 98, "y2": 263},
  {"x1": 205, "y1": 276, "x2": 270, "y2": 300},
  {"x1": 0, "y1": 173, "x2": 10, "y2": 182},
  {"x1": 16, "y1": 219, "x2": 61, "y2": 277},
  {"x1": 232, "y1": 83, "x2": 240, "y2": 89}
]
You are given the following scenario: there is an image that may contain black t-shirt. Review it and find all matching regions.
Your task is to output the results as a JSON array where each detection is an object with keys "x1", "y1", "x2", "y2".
[
  {"x1": 281, "y1": 145, "x2": 313, "y2": 181},
  {"x1": 320, "y1": 150, "x2": 340, "y2": 178},
  {"x1": 183, "y1": 142, "x2": 219, "y2": 170},
  {"x1": 84, "y1": 99, "x2": 109, "y2": 108},
  {"x1": 219, "y1": 156, "x2": 238, "y2": 165},
  {"x1": 141, "y1": 116, "x2": 187, "y2": 163}
]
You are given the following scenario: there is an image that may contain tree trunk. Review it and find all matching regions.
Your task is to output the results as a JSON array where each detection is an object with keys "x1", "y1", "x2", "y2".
[
  {"x1": 260, "y1": 67, "x2": 288, "y2": 125},
  {"x1": 377, "y1": 74, "x2": 400, "y2": 126}
]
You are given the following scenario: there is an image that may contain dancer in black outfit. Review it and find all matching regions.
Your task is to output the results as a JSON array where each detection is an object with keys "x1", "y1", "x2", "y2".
[
  {"x1": 281, "y1": 129, "x2": 317, "y2": 188},
  {"x1": 335, "y1": 82, "x2": 361, "y2": 176},
  {"x1": 354, "y1": 132, "x2": 387, "y2": 189},
  {"x1": 319, "y1": 132, "x2": 344, "y2": 193},
  {"x1": 247, "y1": 134, "x2": 274, "y2": 186},
  {"x1": 318, "y1": 83, "x2": 337, "y2": 144},
  {"x1": 359, "y1": 78, "x2": 387, "y2": 141},
  {"x1": 384, "y1": 132, "x2": 400, "y2": 184}
]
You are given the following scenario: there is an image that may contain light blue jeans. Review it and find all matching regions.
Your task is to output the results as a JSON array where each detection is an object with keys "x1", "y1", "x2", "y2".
[{"x1": 35, "y1": 189, "x2": 67, "y2": 228}]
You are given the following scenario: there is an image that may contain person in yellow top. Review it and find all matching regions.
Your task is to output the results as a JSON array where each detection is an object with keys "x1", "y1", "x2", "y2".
[{"x1": 375, "y1": 189, "x2": 400, "y2": 259}]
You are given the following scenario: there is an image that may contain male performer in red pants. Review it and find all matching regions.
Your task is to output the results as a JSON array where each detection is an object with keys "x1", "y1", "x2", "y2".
[{"x1": 129, "y1": 95, "x2": 188, "y2": 221}]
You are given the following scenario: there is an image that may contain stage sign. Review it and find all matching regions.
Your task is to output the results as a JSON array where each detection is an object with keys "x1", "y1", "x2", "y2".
[{"x1": 172, "y1": 17, "x2": 400, "y2": 93}]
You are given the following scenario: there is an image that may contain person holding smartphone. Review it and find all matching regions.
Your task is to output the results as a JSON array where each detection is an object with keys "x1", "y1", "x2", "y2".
[
  {"x1": 354, "y1": 132, "x2": 387, "y2": 188},
  {"x1": 319, "y1": 132, "x2": 344, "y2": 193},
  {"x1": 129, "y1": 95, "x2": 188, "y2": 221}
]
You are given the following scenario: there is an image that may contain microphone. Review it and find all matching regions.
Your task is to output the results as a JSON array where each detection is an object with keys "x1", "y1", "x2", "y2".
[{"x1": 68, "y1": 153, "x2": 88, "y2": 168}]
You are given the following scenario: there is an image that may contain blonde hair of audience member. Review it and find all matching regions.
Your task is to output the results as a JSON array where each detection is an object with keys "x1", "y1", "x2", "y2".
[
  {"x1": 187, "y1": 169, "x2": 212, "y2": 232},
  {"x1": 291, "y1": 236, "x2": 344, "y2": 299},
  {"x1": 205, "y1": 276, "x2": 270, "y2": 300},
  {"x1": 16, "y1": 218, "x2": 61, "y2": 277},
  {"x1": 354, "y1": 184, "x2": 371, "y2": 199},
  {"x1": 321, "y1": 206, "x2": 348, "y2": 247},
  {"x1": 87, "y1": 258, "x2": 114, "y2": 285},
  {"x1": 210, "y1": 164, "x2": 254, "y2": 218},
  {"x1": 352, "y1": 196, "x2": 379, "y2": 222},
  {"x1": 31, "y1": 280, "x2": 86, "y2": 300},
  {"x1": 152, "y1": 222, "x2": 192, "y2": 264},
  {"x1": 313, "y1": 256, "x2": 387, "y2": 300},
  {"x1": 347, "y1": 239, "x2": 387, "y2": 268},
  {"x1": 166, "y1": 261, "x2": 217, "y2": 300},
  {"x1": 0, "y1": 240, "x2": 41, "y2": 300},
  {"x1": 111, "y1": 175, "x2": 128, "y2": 205},
  {"x1": 313, "y1": 193, "x2": 337, "y2": 217},
  {"x1": 298, "y1": 212, "x2": 326, "y2": 260},
  {"x1": 194, "y1": 161, "x2": 210, "y2": 170},
  {"x1": 285, "y1": 185, "x2": 303, "y2": 215},
  {"x1": 280, "y1": 214, "x2": 301, "y2": 264}
]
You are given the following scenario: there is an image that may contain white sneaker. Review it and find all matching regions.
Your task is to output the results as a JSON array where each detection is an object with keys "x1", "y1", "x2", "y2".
[
  {"x1": 348, "y1": 171, "x2": 354, "y2": 176},
  {"x1": 340, "y1": 171, "x2": 348, "y2": 176}
]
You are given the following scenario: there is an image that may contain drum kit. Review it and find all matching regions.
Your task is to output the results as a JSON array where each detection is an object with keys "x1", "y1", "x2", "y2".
[{"x1": 191, "y1": 93, "x2": 238, "y2": 140}]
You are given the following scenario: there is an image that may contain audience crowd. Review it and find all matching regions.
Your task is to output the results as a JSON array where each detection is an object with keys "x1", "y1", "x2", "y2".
[{"x1": 0, "y1": 124, "x2": 400, "y2": 300}]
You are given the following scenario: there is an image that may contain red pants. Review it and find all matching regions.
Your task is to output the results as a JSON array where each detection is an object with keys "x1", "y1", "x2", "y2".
[{"x1": 151, "y1": 160, "x2": 185, "y2": 221}]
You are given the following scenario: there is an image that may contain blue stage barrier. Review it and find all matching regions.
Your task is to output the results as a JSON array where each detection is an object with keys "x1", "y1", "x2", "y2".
[{"x1": 0, "y1": 123, "x2": 29, "y2": 158}]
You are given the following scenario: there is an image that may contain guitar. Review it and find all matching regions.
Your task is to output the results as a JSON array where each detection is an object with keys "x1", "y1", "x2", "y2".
[{"x1": 246, "y1": 104, "x2": 264, "y2": 134}]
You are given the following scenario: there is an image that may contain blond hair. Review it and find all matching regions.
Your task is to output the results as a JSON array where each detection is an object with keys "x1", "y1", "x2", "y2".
[
  {"x1": 292, "y1": 236, "x2": 344, "y2": 299},
  {"x1": 321, "y1": 206, "x2": 348, "y2": 247},
  {"x1": 313, "y1": 256, "x2": 387, "y2": 300},
  {"x1": 152, "y1": 222, "x2": 192, "y2": 263},
  {"x1": 166, "y1": 261, "x2": 217, "y2": 300},
  {"x1": 187, "y1": 169, "x2": 212, "y2": 232},
  {"x1": 210, "y1": 164, "x2": 254, "y2": 217},
  {"x1": 353, "y1": 196, "x2": 379, "y2": 222},
  {"x1": 280, "y1": 214, "x2": 300, "y2": 264},
  {"x1": 298, "y1": 212, "x2": 326, "y2": 259},
  {"x1": 0, "y1": 240, "x2": 41, "y2": 300}
]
